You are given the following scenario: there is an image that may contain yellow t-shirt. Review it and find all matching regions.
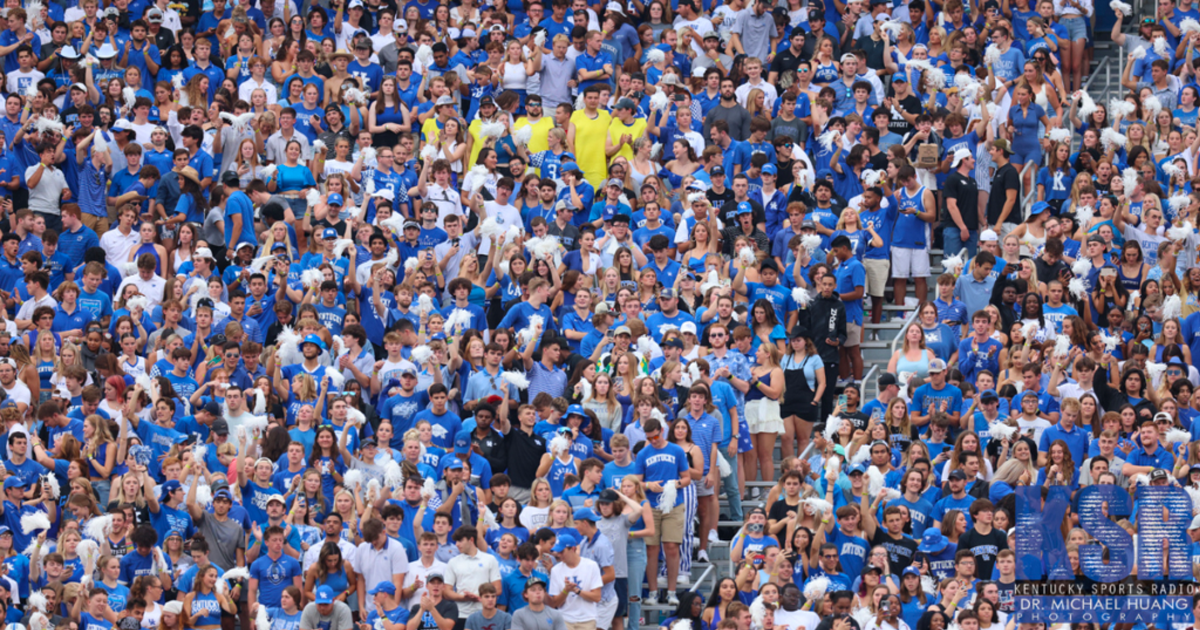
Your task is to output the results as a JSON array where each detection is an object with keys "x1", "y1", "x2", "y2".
[
  {"x1": 515, "y1": 116, "x2": 555, "y2": 155},
  {"x1": 468, "y1": 119, "x2": 485, "y2": 169},
  {"x1": 569, "y1": 109, "x2": 613, "y2": 189},
  {"x1": 421, "y1": 118, "x2": 443, "y2": 146},
  {"x1": 607, "y1": 117, "x2": 648, "y2": 165}
]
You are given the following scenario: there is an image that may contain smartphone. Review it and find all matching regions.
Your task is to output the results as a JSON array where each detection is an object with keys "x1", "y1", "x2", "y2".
[{"x1": 838, "y1": 394, "x2": 848, "y2": 407}]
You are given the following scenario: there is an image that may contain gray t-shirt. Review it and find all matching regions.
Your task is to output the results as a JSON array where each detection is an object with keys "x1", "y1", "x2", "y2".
[
  {"x1": 466, "y1": 610, "x2": 513, "y2": 630},
  {"x1": 597, "y1": 515, "x2": 632, "y2": 578},
  {"x1": 299, "y1": 601, "x2": 354, "y2": 630},
  {"x1": 202, "y1": 206, "x2": 225, "y2": 247},
  {"x1": 195, "y1": 512, "x2": 246, "y2": 575},
  {"x1": 511, "y1": 606, "x2": 567, "y2": 630}
]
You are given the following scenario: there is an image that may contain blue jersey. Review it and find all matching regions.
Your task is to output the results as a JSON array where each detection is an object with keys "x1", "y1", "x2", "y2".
[{"x1": 893, "y1": 186, "x2": 931, "y2": 249}]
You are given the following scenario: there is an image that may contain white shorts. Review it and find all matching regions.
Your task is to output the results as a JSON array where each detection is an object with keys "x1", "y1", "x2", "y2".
[
  {"x1": 891, "y1": 247, "x2": 931, "y2": 279},
  {"x1": 597, "y1": 595, "x2": 619, "y2": 630}
]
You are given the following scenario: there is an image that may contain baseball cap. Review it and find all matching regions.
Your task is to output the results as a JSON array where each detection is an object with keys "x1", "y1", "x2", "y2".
[
  {"x1": 800, "y1": 218, "x2": 817, "y2": 229},
  {"x1": 524, "y1": 577, "x2": 546, "y2": 592},
  {"x1": 202, "y1": 401, "x2": 222, "y2": 417},
  {"x1": 2, "y1": 478, "x2": 22, "y2": 491},
  {"x1": 158, "y1": 480, "x2": 182, "y2": 501},
  {"x1": 614, "y1": 98, "x2": 636, "y2": 111},
  {"x1": 322, "y1": 227, "x2": 338, "y2": 239},
  {"x1": 877, "y1": 373, "x2": 897, "y2": 388},
  {"x1": 991, "y1": 139, "x2": 1015, "y2": 155},
  {"x1": 980, "y1": 389, "x2": 999, "y2": 402},
  {"x1": 928, "y1": 358, "x2": 947, "y2": 373},
  {"x1": 980, "y1": 229, "x2": 999, "y2": 242},
  {"x1": 369, "y1": 582, "x2": 397, "y2": 595},
  {"x1": 444, "y1": 458, "x2": 465, "y2": 470},
  {"x1": 213, "y1": 488, "x2": 234, "y2": 502},
  {"x1": 315, "y1": 586, "x2": 336, "y2": 604},
  {"x1": 1087, "y1": 234, "x2": 1107, "y2": 245},
  {"x1": 427, "y1": 573, "x2": 444, "y2": 583},
  {"x1": 950, "y1": 148, "x2": 972, "y2": 168},
  {"x1": 681, "y1": 322, "x2": 697, "y2": 335},
  {"x1": 736, "y1": 201, "x2": 753, "y2": 215},
  {"x1": 891, "y1": 72, "x2": 907, "y2": 83},
  {"x1": 573, "y1": 507, "x2": 599, "y2": 522},
  {"x1": 435, "y1": 95, "x2": 455, "y2": 107},
  {"x1": 1150, "y1": 468, "x2": 1170, "y2": 482},
  {"x1": 211, "y1": 418, "x2": 229, "y2": 435},
  {"x1": 327, "y1": 193, "x2": 344, "y2": 207},
  {"x1": 552, "y1": 530, "x2": 580, "y2": 551},
  {"x1": 762, "y1": 164, "x2": 777, "y2": 176},
  {"x1": 614, "y1": 326, "x2": 632, "y2": 336},
  {"x1": 711, "y1": 165, "x2": 726, "y2": 177},
  {"x1": 606, "y1": 178, "x2": 624, "y2": 189},
  {"x1": 902, "y1": 566, "x2": 920, "y2": 578},
  {"x1": 454, "y1": 430, "x2": 472, "y2": 455},
  {"x1": 659, "y1": 288, "x2": 677, "y2": 299},
  {"x1": 948, "y1": 469, "x2": 968, "y2": 481},
  {"x1": 266, "y1": 494, "x2": 286, "y2": 506},
  {"x1": 597, "y1": 488, "x2": 621, "y2": 504}
]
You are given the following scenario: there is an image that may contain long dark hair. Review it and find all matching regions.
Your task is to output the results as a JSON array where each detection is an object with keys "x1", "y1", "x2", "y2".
[
  {"x1": 310, "y1": 426, "x2": 341, "y2": 464},
  {"x1": 179, "y1": 173, "x2": 209, "y2": 220}
]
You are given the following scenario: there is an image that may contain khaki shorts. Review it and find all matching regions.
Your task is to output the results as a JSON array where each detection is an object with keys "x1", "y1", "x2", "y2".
[
  {"x1": 567, "y1": 621, "x2": 598, "y2": 630},
  {"x1": 81, "y1": 213, "x2": 109, "y2": 235},
  {"x1": 649, "y1": 506, "x2": 686, "y2": 545},
  {"x1": 863, "y1": 258, "x2": 890, "y2": 297},
  {"x1": 846, "y1": 322, "x2": 863, "y2": 347}
]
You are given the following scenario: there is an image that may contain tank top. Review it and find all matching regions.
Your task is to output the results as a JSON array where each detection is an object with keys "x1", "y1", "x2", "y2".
[
  {"x1": 895, "y1": 350, "x2": 931, "y2": 381},
  {"x1": 317, "y1": 567, "x2": 350, "y2": 594},
  {"x1": 1118, "y1": 264, "x2": 1144, "y2": 292},
  {"x1": 1019, "y1": 227, "x2": 1047, "y2": 258},
  {"x1": 745, "y1": 371, "x2": 775, "y2": 402},
  {"x1": 190, "y1": 591, "x2": 223, "y2": 629},
  {"x1": 503, "y1": 61, "x2": 528, "y2": 90},
  {"x1": 812, "y1": 61, "x2": 839, "y2": 85},
  {"x1": 547, "y1": 455, "x2": 578, "y2": 497},
  {"x1": 135, "y1": 243, "x2": 162, "y2": 276},
  {"x1": 37, "y1": 360, "x2": 54, "y2": 389}
]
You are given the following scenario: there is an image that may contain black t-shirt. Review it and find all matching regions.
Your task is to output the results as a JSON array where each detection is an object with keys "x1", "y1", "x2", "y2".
[
  {"x1": 986, "y1": 162, "x2": 1022, "y2": 225},
  {"x1": 870, "y1": 529, "x2": 919, "y2": 573},
  {"x1": 768, "y1": 497, "x2": 803, "y2": 525},
  {"x1": 409, "y1": 600, "x2": 459, "y2": 630},
  {"x1": 1034, "y1": 257, "x2": 1070, "y2": 286},
  {"x1": 888, "y1": 94, "x2": 922, "y2": 136},
  {"x1": 958, "y1": 526, "x2": 1009, "y2": 580},
  {"x1": 769, "y1": 47, "x2": 806, "y2": 78},
  {"x1": 944, "y1": 171, "x2": 980, "y2": 231}
]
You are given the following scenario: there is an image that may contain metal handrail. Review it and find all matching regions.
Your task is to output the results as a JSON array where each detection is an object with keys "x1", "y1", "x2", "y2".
[
  {"x1": 689, "y1": 563, "x2": 716, "y2": 594},
  {"x1": 1019, "y1": 160, "x2": 1038, "y2": 217},
  {"x1": 889, "y1": 311, "x2": 919, "y2": 355}
]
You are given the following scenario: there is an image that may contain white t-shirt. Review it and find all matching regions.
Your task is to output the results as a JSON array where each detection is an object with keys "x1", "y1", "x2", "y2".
[
  {"x1": 6, "y1": 69, "x2": 44, "y2": 96},
  {"x1": 445, "y1": 551, "x2": 501, "y2": 619},
  {"x1": 1, "y1": 380, "x2": 31, "y2": 410},
  {"x1": 426, "y1": 183, "x2": 464, "y2": 230},
  {"x1": 479, "y1": 201, "x2": 521, "y2": 253},
  {"x1": 673, "y1": 16, "x2": 715, "y2": 57},
  {"x1": 15, "y1": 294, "x2": 57, "y2": 323},
  {"x1": 403, "y1": 558, "x2": 449, "y2": 609},
  {"x1": 775, "y1": 609, "x2": 822, "y2": 630},
  {"x1": 519, "y1": 505, "x2": 550, "y2": 531},
  {"x1": 1016, "y1": 417, "x2": 1052, "y2": 444},
  {"x1": 548, "y1": 557, "x2": 604, "y2": 623},
  {"x1": 238, "y1": 78, "x2": 279, "y2": 105}
]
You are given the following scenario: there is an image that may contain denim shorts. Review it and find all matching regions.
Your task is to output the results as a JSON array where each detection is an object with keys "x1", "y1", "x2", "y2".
[{"x1": 1062, "y1": 16, "x2": 1088, "y2": 41}]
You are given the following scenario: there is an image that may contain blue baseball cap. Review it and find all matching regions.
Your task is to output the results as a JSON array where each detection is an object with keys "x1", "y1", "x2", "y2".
[
  {"x1": 444, "y1": 457, "x2": 465, "y2": 470},
  {"x1": 902, "y1": 566, "x2": 920, "y2": 578},
  {"x1": 736, "y1": 201, "x2": 753, "y2": 215},
  {"x1": 328, "y1": 193, "x2": 344, "y2": 207},
  {"x1": 369, "y1": 582, "x2": 397, "y2": 595},
  {"x1": 454, "y1": 430, "x2": 472, "y2": 455},
  {"x1": 601, "y1": 205, "x2": 619, "y2": 222},
  {"x1": 892, "y1": 72, "x2": 908, "y2": 83},
  {"x1": 761, "y1": 164, "x2": 777, "y2": 176},
  {"x1": 0, "y1": 526, "x2": 10, "y2": 538},
  {"x1": 2, "y1": 478, "x2": 22, "y2": 491},
  {"x1": 322, "y1": 227, "x2": 338, "y2": 240},
  {"x1": 302, "y1": 334, "x2": 327, "y2": 351},
  {"x1": 315, "y1": 585, "x2": 336, "y2": 604},
  {"x1": 566, "y1": 404, "x2": 588, "y2": 419},
  {"x1": 562, "y1": 162, "x2": 581, "y2": 174},
  {"x1": 847, "y1": 462, "x2": 867, "y2": 476},
  {"x1": 159, "y1": 479, "x2": 182, "y2": 501},
  {"x1": 552, "y1": 530, "x2": 580, "y2": 552},
  {"x1": 917, "y1": 530, "x2": 949, "y2": 554},
  {"x1": 573, "y1": 507, "x2": 599, "y2": 522}
]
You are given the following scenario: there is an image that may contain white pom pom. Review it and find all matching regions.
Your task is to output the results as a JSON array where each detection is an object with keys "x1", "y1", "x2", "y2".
[
  {"x1": 1155, "y1": 36, "x2": 1169, "y2": 56},
  {"x1": 941, "y1": 249, "x2": 966, "y2": 277},
  {"x1": 1076, "y1": 202, "x2": 1094, "y2": 227},
  {"x1": 823, "y1": 415, "x2": 844, "y2": 442},
  {"x1": 1110, "y1": 0, "x2": 1133, "y2": 14},
  {"x1": 1054, "y1": 335, "x2": 1071, "y2": 357},
  {"x1": 1164, "y1": 294, "x2": 1183, "y2": 320},
  {"x1": 1101, "y1": 128, "x2": 1127, "y2": 151},
  {"x1": 738, "y1": 246, "x2": 756, "y2": 266},
  {"x1": 480, "y1": 121, "x2": 506, "y2": 139},
  {"x1": 1144, "y1": 95, "x2": 1164, "y2": 118},
  {"x1": 792, "y1": 287, "x2": 813, "y2": 308},
  {"x1": 27, "y1": 592, "x2": 47, "y2": 615},
  {"x1": 1164, "y1": 428, "x2": 1191, "y2": 445},
  {"x1": 1168, "y1": 220, "x2": 1194, "y2": 240},
  {"x1": 1122, "y1": 167, "x2": 1141, "y2": 195},
  {"x1": 657, "y1": 479, "x2": 678, "y2": 513},
  {"x1": 255, "y1": 605, "x2": 271, "y2": 630},
  {"x1": 801, "y1": 234, "x2": 822, "y2": 255},
  {"x1": 693, "y1": 66, "x2": 707, "y2": 78},
  {"x1": 1076, "y1": 91, "x2": 1097, "y2": 121},
  {"x1": 41, "y1": 474, "x2": 59, "y2": 499},
  {"x1": 647, "y1": 48, "x2": 665, "y2": 64},
  {"x1": 20, "y1": 512, "x2": 50, "y2": 535},
  {"x1": 862, "y1": 169, "x2": 884, "y2": 189},
  {"x1": 84, "y1": 514, "x2": 115, "y2": 542},
  {"x1": 1131, "y1": 45, "x2": 1147, "y2": 60},
  {"x1": 1072, "y1": 258, "x2": 1093, "y2": 278},
  {"x1": 343, "y1": 469, "x2": 364, "y2": 491},
  {"x1": 817, "y1": 130, "x2": 838, "y2": 152},
  {"x1": 1048, "y1": 128, "x2": 1071, "y2": 143},
  {"x1": 921, "y1": 574, "x2": 938, "y2": 595},
  {"x1": 416, "y1": 293, "x2": 434, "y2": 316},
  {"x1": 651, "y1": 142, "x2": 662, "y2": 160},
  {"x1": 534, "y1": 30, "x2": 546, "y2": 47},
  {"x1": 514, "y1": 125, "x2": 533, "y2": 147},
  {"x1": 361, "y1": 147, "x2": 377, "y2": 163},
  {"x1": 301, "y1": 268, "x2": 324, "y2": 288},
  {"x1": 1068, "y1": 277, "x2": 1087, "y2": 300},
  {"x1": 989, "y1": 421, "x2": 1018, "y2": 441},
  {"x1": 411, "y1": 345, "x2": 433, "y2": 366},
  {"x1": 881, "y1": 20, "x2": 904, "y2": 40},
  {"x1": 650, "y1": 91, "x2": 669, "y2": 112},
  {"x1": 1184, "y1": 17, "x2": 1200, "y2": 34},
  {"x1": 984, "y1": 44, "x2": 1001, "y2": 66},
  {"x1": 344, "y1": 87, "x2": 367, "y2": 105},
  {"x1": 195, "y1": 484, "x2": 213, "y2": 507},
  {"x1": 803, "y1": 576, "x2": 831, "y2": 600},
  {"x1": 549, "y1": 434, "x2": 573, "y2": 456},
  {"x1": 122, "y1": 86, "x2": 137, "y2": 111},
  {"x1": 849, "y1": 445, "x2": 871, "y2": 467},
  {"x1": 222, "y1": 567, "x2": 250, "y2": 592},
  {"x1": 749, "y1": 599, "x2": 767, "y2": 630},
  {"x1": 259, "y1": 163, "x2": 278, "y2": 180},
  {"x1": 415, "y1": 44, "x2": 434, "y2": 67},
  {"x1": 801, "y1": 495, "x2": 833, "y2": 516},
  {"x1": 306, "y1": 189, "x2": 322, "y2": 207}
]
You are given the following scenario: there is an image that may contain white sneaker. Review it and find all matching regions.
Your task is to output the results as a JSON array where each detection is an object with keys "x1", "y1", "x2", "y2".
[
  {"x1": 708, "y1": 530, "x2": 721, "y2": 544},
  {"x1": 698, "y1": 549, "x2": 711, "y2": 563},
  {"x1": 678, "y1": 574, "x2": 691, "y2": 586},
  {"x1": 644, "y1": 592, "x2": 658, "y2": 606},
  {"x1": 667, "y1": 593, "x2": 680, "y2": 607}
]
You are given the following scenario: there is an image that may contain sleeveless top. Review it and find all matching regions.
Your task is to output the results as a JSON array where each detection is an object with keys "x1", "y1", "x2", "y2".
[
  {"x1": 895, "y1": 350, "x2": 931, "y2": 381},
  {"x1": 547, "y1": 456, "x2": 578, "y2": 497},
  {"x1": 1118, "y1": 264, "x2": 1144, "y2": 293},
  {"x1": 37, "y1": 360, "x2": 54, "y2": 389},
  {"x1": 812, "y1": 61, "x2": 839, "y2": 85},
  {"x1": 317, "y1": 566, "x2": 350, "y2": 594},
  {"x1": 745, "y1": 371, "x2": 776, "y2": 402},
  {"x1": 503, "y1": 61, "x2": 528, "y2": 90},
  {"x1": 135, "y1": 243, "x2": 162, "y2": 276},
  {"x1": 1019, "y1": 228, "x2": 1047, "y2": 258},
  {"x1": 686, "y1": 252, "x2": 710, "y2": 274},
  {"x1": 189, "y1": 591, "x2": 223, "y2": 629}
]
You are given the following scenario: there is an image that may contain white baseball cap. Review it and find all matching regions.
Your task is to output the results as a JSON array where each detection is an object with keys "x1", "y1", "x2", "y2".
[
  {"x1": 950, "y1": 148, "x2": 972, "y2": 168},
  {"x1": 980, "y1": 229, "x2": 999, "y2": 242}
]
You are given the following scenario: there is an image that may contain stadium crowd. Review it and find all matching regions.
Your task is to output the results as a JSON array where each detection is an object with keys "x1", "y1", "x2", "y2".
[{"x1": 0, "y1": 0, "x2": 1198, "y2": 628}]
